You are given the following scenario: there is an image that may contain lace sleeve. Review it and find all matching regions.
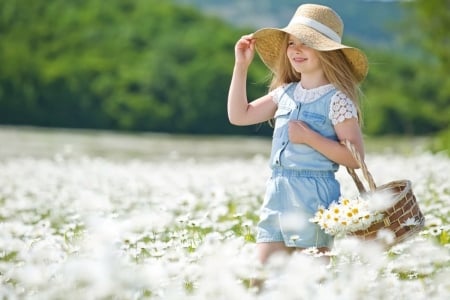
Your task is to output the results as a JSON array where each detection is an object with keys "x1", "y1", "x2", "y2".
[
  {"x1": 329, "y1": 91, "x2": 358, "y2": 125},
  {"x1": 269, "y1": 86, "x2": 284, "y2": 104},
  {"x1": 269, "y1": 83, "x2": 294, "y2": 104}
]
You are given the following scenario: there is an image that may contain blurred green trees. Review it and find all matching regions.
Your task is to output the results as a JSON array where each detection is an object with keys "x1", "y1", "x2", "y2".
[
  {"x1": 0, "y1": 0, "x2": 448, "y2": 140},
  {"x1": 401, "y1": 0, "x2": 450, "y2": 154},
  {"x1": 0, "y1": 0, "x2": 267, "y2": 134},
  {"x1": 361, "y1": 0, "x2": 449, "y2": 154}
]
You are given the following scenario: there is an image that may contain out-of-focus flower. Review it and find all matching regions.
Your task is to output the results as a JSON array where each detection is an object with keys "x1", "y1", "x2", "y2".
[
  {"x1": 429, "y1": 226, "x2": 443, "y2": 236},
  {"x1": 402, "y1": 217, "x2": 421, "y2": 227}
]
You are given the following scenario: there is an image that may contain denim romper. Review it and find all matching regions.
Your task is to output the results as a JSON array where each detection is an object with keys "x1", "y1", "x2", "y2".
[{"x1": 257, "y1": 82, "x2": 341, "y2": 248}]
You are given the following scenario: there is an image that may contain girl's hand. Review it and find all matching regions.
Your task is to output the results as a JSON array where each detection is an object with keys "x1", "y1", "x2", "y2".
[
  {"x1": 234, "y1": 34, "x2": 255, "y2": 68},
  {"x1": 288, "y1": 120, "x2": 313, "y2": 144}
]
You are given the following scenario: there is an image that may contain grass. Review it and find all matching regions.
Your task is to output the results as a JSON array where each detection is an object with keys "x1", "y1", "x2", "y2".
[{"x1": 0, "y1": 125, "x2": 434, "y2": 161}]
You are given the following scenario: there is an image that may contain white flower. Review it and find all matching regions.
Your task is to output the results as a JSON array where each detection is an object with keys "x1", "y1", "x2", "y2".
[
  {"x1": 402, "y1": 217, "x2": 420, "y2": 227},
  {"x1": 310, "y1": 196, "x2": 384, "y2": 236},
  {"x1": 429, "y1": 226, "x2": 443, "y2": 236},
  {"x1": 289, "y1": 235, "x2": 300, "y2": 241}
]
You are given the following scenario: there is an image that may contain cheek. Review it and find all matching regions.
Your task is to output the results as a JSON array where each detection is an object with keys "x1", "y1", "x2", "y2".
[
  {"x1": 286, "y1": 48, "x2": 292, "y2": 58},
  {"x1": 286, "y1": 46, "x2": 298, "y2": 56},
  {"x1": 307, "y1": 51, "x2": 320, "y2": 63}
]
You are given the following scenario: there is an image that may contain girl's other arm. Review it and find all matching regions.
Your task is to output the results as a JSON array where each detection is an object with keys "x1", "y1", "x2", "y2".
[{"x1": 288, "y1": 118, "x2": 364, "y2": 169}]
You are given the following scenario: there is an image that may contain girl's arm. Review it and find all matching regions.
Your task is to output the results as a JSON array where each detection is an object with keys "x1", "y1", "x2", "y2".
[
  {"x1": 227, "y1": 35, "x2": 277, "y2": 126},
  {"x1": 288, "y1": 118, "x2": 364, "y2": 169}
]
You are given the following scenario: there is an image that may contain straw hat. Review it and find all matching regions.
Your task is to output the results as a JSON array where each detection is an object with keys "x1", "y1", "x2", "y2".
[{"x1": 253, "y1": 4, "x2": 368, "y2": 82}]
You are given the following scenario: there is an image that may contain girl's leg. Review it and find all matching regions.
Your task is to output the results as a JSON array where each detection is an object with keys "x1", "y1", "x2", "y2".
[
  {"x1": 250, "y1": 242, "x2": 293, "y2": 291},
  {"x1": 257, "y1": 242, "x2": 292, "y2": 264}
]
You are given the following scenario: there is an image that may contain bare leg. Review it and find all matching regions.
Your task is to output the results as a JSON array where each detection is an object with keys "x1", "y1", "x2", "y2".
[
  {"x1": 316, "y1": 247, "x2": 332, "y2": 265},
  {"x1": 316, "y1": 247, "x2": 330, "y2": 253},
  {"x1": 257, "y1": 242, "x2": 293, "y2": 264},
  {"x1": 250, "y1": 242, "x2": 293, "y2": 291}
]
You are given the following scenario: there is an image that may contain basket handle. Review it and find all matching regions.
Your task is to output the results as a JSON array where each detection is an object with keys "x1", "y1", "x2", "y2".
[{"x1": 343, "y1": 140, "x2": 377, "y2": 193}]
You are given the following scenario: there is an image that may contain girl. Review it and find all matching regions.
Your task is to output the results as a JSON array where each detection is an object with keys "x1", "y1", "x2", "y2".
[{"x1": 227, "y1": 4, "x2": 368, "y2": 265}]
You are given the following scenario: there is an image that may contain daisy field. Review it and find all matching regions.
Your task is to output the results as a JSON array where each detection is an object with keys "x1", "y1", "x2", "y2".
[{"x1": 0, "y1": 127, "x2": 449, "y2": 299}]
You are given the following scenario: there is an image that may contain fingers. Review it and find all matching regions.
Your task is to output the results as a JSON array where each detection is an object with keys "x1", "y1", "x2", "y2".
[
  {"x1": 236, "y1": 34, "x2": 255, "y2": 48},
  {"x1": 240, "y1": 33, "x2": 254, "y2": 41},
  {"x1": 288, "y1": 121, "x2": 309, "y2": 142},
  {"x1": 289, "y1": 120, "x2": 307, "y2": 128},
  {"x1": 234, "y1": 34, "x2": 256, "y2": 65},
  {"x1": 288, "y1": 121, "x2": 299, "y2": 133}
]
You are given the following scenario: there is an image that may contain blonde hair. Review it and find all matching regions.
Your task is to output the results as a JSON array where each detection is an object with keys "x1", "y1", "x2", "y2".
[{"x1": 268, "y1": 34, "x2": 363, "y2": 124}]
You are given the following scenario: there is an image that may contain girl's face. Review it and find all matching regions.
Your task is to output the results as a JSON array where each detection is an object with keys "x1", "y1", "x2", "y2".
[{"x1": 286, "y1": 35, "x2": 322, "y2": 76}]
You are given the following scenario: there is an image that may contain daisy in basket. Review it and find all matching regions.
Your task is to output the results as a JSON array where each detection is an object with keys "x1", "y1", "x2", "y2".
[{"x1": 311, "y1": 191, "x2": 395, "y2": 237}]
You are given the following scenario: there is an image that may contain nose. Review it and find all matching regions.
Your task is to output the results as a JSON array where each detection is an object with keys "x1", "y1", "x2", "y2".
[{"x1": 294, "y1": 43, "x2": 305, "y2": 52}]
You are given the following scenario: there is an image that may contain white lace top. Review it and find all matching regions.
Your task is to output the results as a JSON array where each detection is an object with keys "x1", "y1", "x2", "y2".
[{"x1": 270, "y1": 83, "x2": 358, "y2": 125}]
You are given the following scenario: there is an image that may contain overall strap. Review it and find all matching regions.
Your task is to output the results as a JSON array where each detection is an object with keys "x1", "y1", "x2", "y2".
[{"x1": 279, "y1": 82, "x2": 298, "y2": 103}]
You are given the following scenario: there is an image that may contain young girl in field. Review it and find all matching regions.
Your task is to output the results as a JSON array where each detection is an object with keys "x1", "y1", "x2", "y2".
[{"x1": 227, "y1": 4, "x2": 368, "y2": 265}]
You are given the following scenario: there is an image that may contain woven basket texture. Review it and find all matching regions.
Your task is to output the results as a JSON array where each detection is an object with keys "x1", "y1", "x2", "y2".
[{"x1": 344, "y1": 140, "x2": 425, "y2": 246}]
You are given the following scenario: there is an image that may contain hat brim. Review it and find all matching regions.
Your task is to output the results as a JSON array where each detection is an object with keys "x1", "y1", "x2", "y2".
[{"x1": 253, "y1": 27, "x2": 368, "y2": 82}]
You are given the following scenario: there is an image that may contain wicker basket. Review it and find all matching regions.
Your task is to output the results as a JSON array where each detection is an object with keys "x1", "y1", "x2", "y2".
[{"x1": 343, "y1": 140, "x2": 425, "y2": 246}]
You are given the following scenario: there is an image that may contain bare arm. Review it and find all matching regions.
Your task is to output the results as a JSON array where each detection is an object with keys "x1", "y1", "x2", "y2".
[
  {"x1": 227, "y1": 35, "x2": 277, "y2": 126},
  {"x1": 288, "y1": 118, "x2": 364, "y2": 169}
]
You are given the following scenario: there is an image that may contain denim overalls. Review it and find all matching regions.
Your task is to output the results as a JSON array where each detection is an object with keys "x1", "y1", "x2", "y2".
[{"x1": 257, "y1": 83, "x2": 341, "y2": 248}]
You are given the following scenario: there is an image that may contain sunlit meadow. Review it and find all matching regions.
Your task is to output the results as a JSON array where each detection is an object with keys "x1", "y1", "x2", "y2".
[{"x1": 0, "y1": 127, "x2": 449, "y2": 299}]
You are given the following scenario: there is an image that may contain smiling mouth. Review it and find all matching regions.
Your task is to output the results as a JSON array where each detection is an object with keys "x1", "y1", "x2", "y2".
[{"x1": 293, "y1": 57, "x2": 307, "y2": 63}]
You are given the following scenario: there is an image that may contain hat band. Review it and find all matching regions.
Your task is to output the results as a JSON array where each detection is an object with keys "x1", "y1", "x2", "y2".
[{"x1": 288, "y1": 16, "x2": 341, "y2": 43}]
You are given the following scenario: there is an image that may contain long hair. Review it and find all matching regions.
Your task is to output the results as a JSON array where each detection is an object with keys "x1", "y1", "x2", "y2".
[
  {"x1": 268, "y1": 35, "x2": 301, "y2": 92},
  {"x1": 267, "y1": 34, "x2": 363, "y2": 125},
  {"x1": 317, "y1": 50, "x2": 363, "y2": 125}
]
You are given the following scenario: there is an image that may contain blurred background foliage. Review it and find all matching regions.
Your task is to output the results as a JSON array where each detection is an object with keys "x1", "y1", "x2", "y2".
[{"x1": 0, "y1": 0, "x2": 448, "y2": 153}]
